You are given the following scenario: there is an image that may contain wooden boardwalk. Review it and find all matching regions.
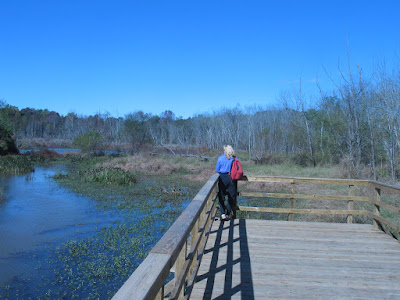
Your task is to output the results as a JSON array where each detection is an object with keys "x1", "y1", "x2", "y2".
[{"x1": 190, "y1": 219, "x2": 400, "y2": 299}]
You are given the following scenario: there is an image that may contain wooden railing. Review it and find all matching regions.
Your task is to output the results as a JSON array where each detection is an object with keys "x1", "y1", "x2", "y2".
[
  {"x1": 238, "y1": 176, "x2": 400, "y2": 239},
  {"x1": 112, "y1": 173, "x2": 219, "y2": 300},
  {"x1": 113, "y1": 174, "x2": 400, "y2": 300}
]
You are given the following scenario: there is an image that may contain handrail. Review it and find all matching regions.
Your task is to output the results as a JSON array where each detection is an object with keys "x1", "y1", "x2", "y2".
[
  {"x1": 238, "y1": 175, "x2": 400, "y2": 238},
  {"x1": 112, "y1": 173, "x2": 219, "y2": 300},
  {"x1": 113, "y1": 174, "x2": 400, "y2": 300}
]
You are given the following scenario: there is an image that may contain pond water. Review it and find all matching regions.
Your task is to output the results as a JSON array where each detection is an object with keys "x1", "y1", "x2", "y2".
[
  {"x1": 19, "y1": 148, "x2": 82, "y2": 154},
  {"x1": 0, "y1": 159, "x2": 193, "y2": 299},
  {"x1": 0, "y1": 166, "x2": 119, "y2": 294},
  {"x1": 20, "y1": 148, "x2": 124, "y2": 155}
]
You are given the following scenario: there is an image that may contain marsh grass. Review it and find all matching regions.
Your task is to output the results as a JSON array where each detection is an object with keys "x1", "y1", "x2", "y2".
[
  {"x1": 0, "y1": 155, "x2": 34, "y2": 174},
  {"x1": 78, "y1": 167, "x2": 137, "y2": 186}
]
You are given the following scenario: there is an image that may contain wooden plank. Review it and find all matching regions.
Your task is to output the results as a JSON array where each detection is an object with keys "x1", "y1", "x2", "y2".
[
  {"x1": 191, "y1": 219, "x2": 400, "y2": 300},
  {"x1": 169, "y1": 199, "x2": 217, "y2": 299},
  {"x1": 369, "y1": 197, "x2": 400, "y2": 215},
  {"x1": 192, "y1": 173, "x2": 219, "y2": 202},
  {"x1": 242, "y1": 175, "x2": 371, "y2": 186},
  {"x1": 186, "y1": 201, "x2": 218, "y2": 298},
  {"x1": 151, "y1": 200, "x2": 203, "y2": 255},
  {"x1": 288, "y1": 182, "x2": 295, "y2": 221},
  {"x1": 238, "y1": 206, "x2": 369, "y2": 215},
  {"x1": 368, "y1": 212, "x2": 400, "y2": 233},
  {"x1": 190, "y1": 288, "x2": 400, "y2": 300},
  {"x1": 172, "y1": 243, "x2": 186, "y2": 299},
  {"x1": 112, "y1": 253, "x2": 170, "y2": 300},
  {"x1": 191, "y1": 283, "x2": 400, "y2": 299},
  {"x1": 347, "y1": 184, "x2": 355, "y2": 224},
  {"x1": 236, "y1": 219, "x2": 372, "y2": 230},
  {"x1": 369, "y1": 180, "x2": 400, "y2": 193},
  {"x1": 240, "y1": 191, "x2": 371, "y2": 202}
]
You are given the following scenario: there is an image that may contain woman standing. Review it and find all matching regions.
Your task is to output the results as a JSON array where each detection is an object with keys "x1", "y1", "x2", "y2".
[{"x1": 215, "y1": 145, "x2": 237, "y2": 221}]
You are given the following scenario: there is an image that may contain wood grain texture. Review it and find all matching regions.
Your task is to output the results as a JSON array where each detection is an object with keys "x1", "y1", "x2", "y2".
[
  {"x1": 238, "y1": 206, "x2": 369, "y2": 215},
  {"x1": 369, "y1": 180, "x2": 400, "y2": 192},
  {"x1": 190, "y1": 219, "x2": 400, "y2": 299},
  {"x1": 368, "y1": 212, "x2": 400, "y2": 233},
  {"x1": 239, "y1": 192, "x2": 371, "y2": 202},
  {"x1": 112, "y1": 253, "x2": 170, "y2": 300},
  {"x1": 241, "y1": 176, "x2": 371, "y2": 186}
]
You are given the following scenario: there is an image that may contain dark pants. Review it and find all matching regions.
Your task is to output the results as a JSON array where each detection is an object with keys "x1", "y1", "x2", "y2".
[{"x1": 218, "y1": 173, "x2": 236, "y2": 216}]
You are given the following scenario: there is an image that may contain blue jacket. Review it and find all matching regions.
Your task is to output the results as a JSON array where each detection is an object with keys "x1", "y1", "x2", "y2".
[{"x1": 216, "y1": 154, "x2": 233, "y2": 173}]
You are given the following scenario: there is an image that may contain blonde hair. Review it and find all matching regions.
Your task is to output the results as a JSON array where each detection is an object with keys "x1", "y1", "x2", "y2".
[{"x1": 224, "y1": 145, "x2": 235, "y2": 160}]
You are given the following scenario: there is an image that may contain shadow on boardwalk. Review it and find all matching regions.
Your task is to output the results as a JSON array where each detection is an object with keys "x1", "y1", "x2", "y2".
[
  {"x1": 193, "y1": 219, "x2": 254, "y2": 299},
  {"x1": 191, "y1": 219, "x2": 400, "y2": 299}
]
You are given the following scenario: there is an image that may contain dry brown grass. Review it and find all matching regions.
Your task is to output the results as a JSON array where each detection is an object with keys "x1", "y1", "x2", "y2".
[
  {"x1": 100, "y1": 154, "x2": 216, "y2": 182},
  {"x1": 101, "y1": 155, "x2": 180, "y2": 174}
]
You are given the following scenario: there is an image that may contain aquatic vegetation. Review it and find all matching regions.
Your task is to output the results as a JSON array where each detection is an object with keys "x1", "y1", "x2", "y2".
[
  {"x1": 52, "y1": 172, "x2": 68, "y2": 180},
  {"x1": 0, "y1": 155, "x2": 34, "y2": 174},
  {"x1": 78, "y1": 167, "x2": 137, "y2": 186},
  {"x1": 40, "y1": 207, "x2": 179, "y2": 298}
]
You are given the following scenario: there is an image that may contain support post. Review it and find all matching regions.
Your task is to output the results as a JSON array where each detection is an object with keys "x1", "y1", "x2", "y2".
[
  {"x1": 188, "y1": 217, "x2": 200, "y2": 279},
  {"x1": 174, "y1": 241, "x2": 187, "y2": 299},
  {"x1": 373, "y1": 188, "x2": 381, "y2": 229},
  {"x1": 347, "y1": 185, "x2": 355, "y2": 224},
  {"x1": 155, "y1": 286, "x2": 164, "y2": 300},
  {"x1": 288, "y1": 182, "x2": 295, "y2": 221},
  {"x1": 233, "y1": 180, "x2": 238, "y2": 219}
]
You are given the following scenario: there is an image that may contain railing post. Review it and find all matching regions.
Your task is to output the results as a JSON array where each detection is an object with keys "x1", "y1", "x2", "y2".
[
  {"x1": 233, "y1": 179, "x2": 238, "y2": 219},
  {"x1": 188, "y1": 216, "x2": 200, "y2": 280},
  {"x1": 174, "y1": 241, "x2": 187, "y2": 299},
  {"x1": 373, "y1": 187, "x2": 381, "y2": 229},
  {"x1": 288, "y1": 182, "x2": 295, "y2": 221},
  {"x1": 347, "y1": 185, "x2": 355, "y2": 224},
  {"x1": 155, "y1": 286, "x2": 164, "y2": 300}
]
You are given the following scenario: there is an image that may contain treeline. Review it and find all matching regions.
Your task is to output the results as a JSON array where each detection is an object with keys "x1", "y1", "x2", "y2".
[{"x1": 1, "y1": 62, "x2": 400, "y2": 181}]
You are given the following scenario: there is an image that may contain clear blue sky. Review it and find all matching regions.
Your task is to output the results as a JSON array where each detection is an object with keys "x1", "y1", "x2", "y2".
[{"x1": 1, "y1": 1, "x2": 399, "y2": 118}]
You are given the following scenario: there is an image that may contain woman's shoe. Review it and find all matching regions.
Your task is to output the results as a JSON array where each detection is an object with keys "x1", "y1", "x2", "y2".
[{"x1": 221, "y1": 214, "x2": 230, "y2": 221}]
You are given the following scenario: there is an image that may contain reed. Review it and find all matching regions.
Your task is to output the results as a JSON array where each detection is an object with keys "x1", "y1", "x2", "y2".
[
  {"x1": 79, "y1": 167, "x2": 137, "y2": 186},
  {"x1": 0, "y1": 155, "x2": 34, "y2": 174}
]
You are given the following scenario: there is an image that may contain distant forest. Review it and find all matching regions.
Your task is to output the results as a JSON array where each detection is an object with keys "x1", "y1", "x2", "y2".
[{"x1": 1, "y1": 63, "x2": 400, "y2": 181}]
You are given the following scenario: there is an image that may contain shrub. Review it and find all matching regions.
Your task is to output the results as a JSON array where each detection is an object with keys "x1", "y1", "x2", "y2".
[
  {"x1": 291, "y1": 153, "x2": 312, "y2": 167},
  {"x1": 73, "y1": 131, "x2": 104, "y2": 153},
  {"x1": 30, "y1": 149, "x2": 61, "y2": 161},
  {"x1": 0, "y1": 123, "x2": 19, "y2": 155}
]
